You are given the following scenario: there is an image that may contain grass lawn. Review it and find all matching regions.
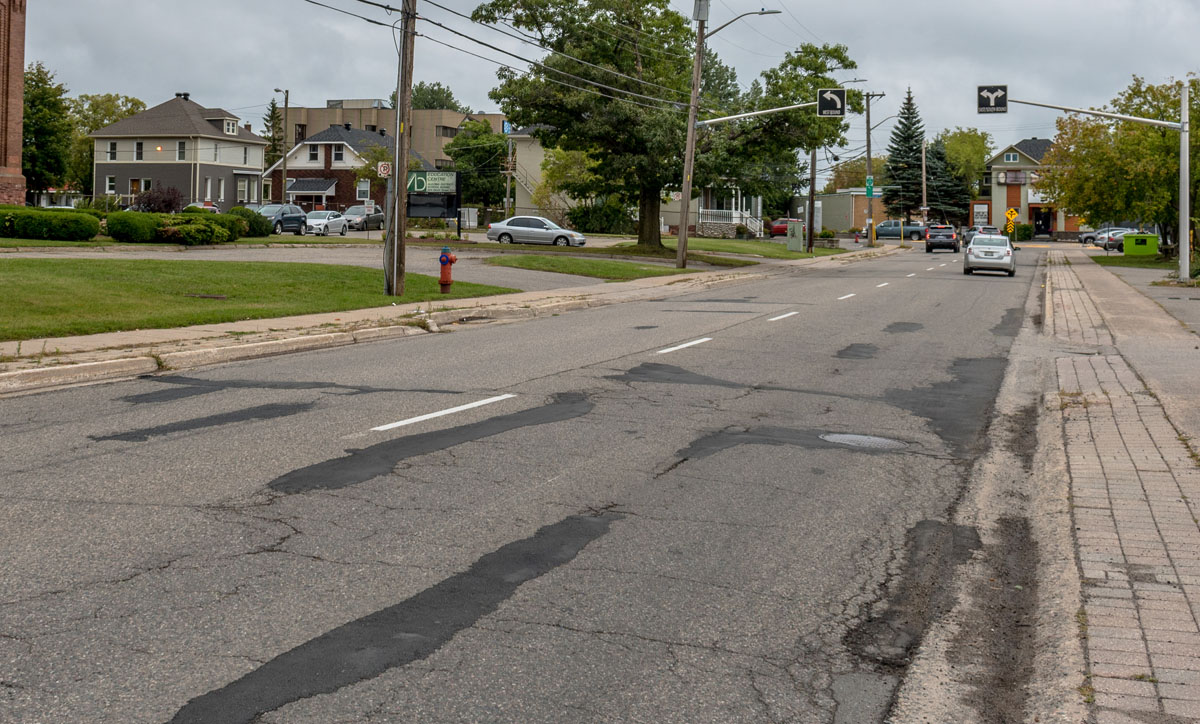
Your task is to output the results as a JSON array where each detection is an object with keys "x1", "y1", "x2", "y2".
[
  {"x1": 485, "y1": 254, "x2": 694, "y2": 281},
  {"x1": 1089, "y1": 254, "x2": 1177, "y2": 270},
  {"x1": 616, "y1": 238, "x2": 845, "y2": 260},
  {"x1": 0, "y1": 258, "x2": 517, "y2": 342},
  {"x1": 0, "y1": 236, "x2": 179, "y2": 249},
  {"x1": 448, "y1": 240, "x2": 758, "y2": 268}
]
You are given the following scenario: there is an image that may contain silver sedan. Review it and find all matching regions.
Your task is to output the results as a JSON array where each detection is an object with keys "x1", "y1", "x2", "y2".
[
  {"x1": 485, "y1": 215, "x2": 586, "y2": 246},
  {"x1": 305, "y1": 211, "x2": 348, "y2": 236},
  {"x1": 963, "y1": 234, "x2": 1016, "y2": 276}
]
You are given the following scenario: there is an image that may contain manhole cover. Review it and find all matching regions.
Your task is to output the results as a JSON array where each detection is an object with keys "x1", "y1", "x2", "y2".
[{"x1": 819, "y1": 433, "x2": 908, "y2": 450}]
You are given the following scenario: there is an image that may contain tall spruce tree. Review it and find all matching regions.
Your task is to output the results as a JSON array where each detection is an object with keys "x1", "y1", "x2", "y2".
[
  {"x1": 882, "y1": 88, "x2": 925, "y2": 219},
  {"x1": 924, "y1": 138, "x2": 971, "y2": 224},
  {"x1": 262, "y1": 99, "x2": 284, "y2": 169}
]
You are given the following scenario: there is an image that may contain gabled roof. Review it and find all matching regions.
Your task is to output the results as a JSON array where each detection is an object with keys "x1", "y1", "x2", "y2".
[
  {"x1": 287, "y1": 178, "x2": 337, "y2": 194},
  {"x1": 91, "y1": 96, "x2": 266, "y2": 144},
  {"x1": 988, "y1": 137, "x2": 1054, "y2": 166},
  {"x1": 302, "y1": 125, "x2": 395, "y2": 154}
]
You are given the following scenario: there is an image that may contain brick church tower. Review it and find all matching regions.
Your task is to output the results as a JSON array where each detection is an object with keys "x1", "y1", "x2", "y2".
[{"x1": 0, "y1": 0, "x2": 24, "y2": 204}]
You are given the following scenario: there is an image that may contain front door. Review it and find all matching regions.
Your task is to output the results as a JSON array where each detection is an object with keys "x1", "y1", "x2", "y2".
[{"x1": 1033, "y1": 207, "x2": 1053, "y2": 237}]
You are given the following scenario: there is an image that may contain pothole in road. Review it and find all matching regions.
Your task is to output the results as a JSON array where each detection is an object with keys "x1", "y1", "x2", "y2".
[{"x1": 819, "y1": 433, "x2": 908, "y2": 450}]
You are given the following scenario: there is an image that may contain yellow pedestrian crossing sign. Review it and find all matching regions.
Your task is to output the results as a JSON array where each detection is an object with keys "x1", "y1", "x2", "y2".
[{"x1": 1005, "y1": 208, "x2": 1019, "y2": 221}]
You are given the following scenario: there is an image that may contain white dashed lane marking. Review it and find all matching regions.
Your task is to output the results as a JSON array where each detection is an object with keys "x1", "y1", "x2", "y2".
[
  {"x1": 838, "y1": 294, "x2": 856, "y2": 301},
  {"x1": 657, "y1": 338, "x2": 712, "y2": 354},
  {"x1": 876, "y1": 283, "x2": 889, "y2": 288},
  {"x1": 768, "y1": 312, "x2": 799, "y2": 321},
  {"x1": 907, "y1": 273, "x2": 916, "y2": 277},
  {"x1": 372, "y1": 394, "x2": 517, "y2": 432}
]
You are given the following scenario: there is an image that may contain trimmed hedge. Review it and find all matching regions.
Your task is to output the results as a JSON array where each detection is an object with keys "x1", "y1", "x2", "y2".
[
  {"x1": 0, "y1": 208, "x2": 101, "y2": 240},
  {"x1": 106, "y1": 211, "x2": 161, "y2": 242},
  {"x1": 227, "y1": 206, "x2": 272, "y2": 237},
  {"x1": 204, "y1": 213, "x2": 247, "y2": 241},
  {"x1": 182, "y1": 205, "x2": 216, "y2": 214}
]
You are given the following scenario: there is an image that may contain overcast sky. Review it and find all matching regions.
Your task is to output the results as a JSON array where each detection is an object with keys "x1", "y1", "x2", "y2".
[{"x1": 28, "y1": 0, "x2": 1199, "y2": 180}]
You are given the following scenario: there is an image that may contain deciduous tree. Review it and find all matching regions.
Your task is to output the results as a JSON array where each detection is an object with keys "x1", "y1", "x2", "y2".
[
  {"x1": 443, "y1": 119, "x2": 507, "y2": 216},
  {"x1": 822, "y1": 156, "x2": 888, "y2": 193},
  {"x1": 936, "y1": 127, "x2": 993, "y2": 199},
  {"x1": 65, "y1": 92, "x2": 145, "y2": 195},
  {"x1": 23, "y1": 62, "x2": 72, "y2": 195}
]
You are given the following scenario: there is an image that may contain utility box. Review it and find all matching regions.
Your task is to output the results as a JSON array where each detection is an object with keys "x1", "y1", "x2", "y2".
[
  {"x1": 786, "y1": 221, "x2": 805, "y2": 251},
  {"x1": 1122, "y1": 233, "x2": 1158, "y2": 256}
]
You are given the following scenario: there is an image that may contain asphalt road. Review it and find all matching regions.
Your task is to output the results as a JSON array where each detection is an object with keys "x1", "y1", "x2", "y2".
[{"x1": 0, "y1": 247, "x2": 1041, "y2": 723}]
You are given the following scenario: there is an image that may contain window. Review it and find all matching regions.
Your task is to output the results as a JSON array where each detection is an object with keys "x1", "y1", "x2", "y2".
[
  {"x1": 1003, "y1": 152, "x2": 1019, "y2": 163},
  {"x1": 250, "y1": 180, "x2": 258, "y2": 203},
  {"x1": 333, "y1": 145, "x2": 343, "y2": 162},
  {"x1": 435, "y1": 125, "x2": 458, "y2": 138},
  {"x1": 435, "y1": 159, "x2": 454, "y2": 170},
  {"x1": 204, "y1": 177, "x2": 212, "y2": 201},
  {"x1": 135, "y1": 141, "x2": 143, "y2": 161},
  {"x1": 218, "y1": 178, "x2": 225, "y2": 202},
  {"x1": 177, "y1": 140, "x2": 186, "y2": 161},
  {"x1": 365, "y1": 124, "x2": 376, "y2": 132},
  {"x1": 262, "y1": 179, "x2": 271, "y2": 202},
  {"x1": 308, "y1": 145, "x2": 318, "y2": 162},
  {"x1": 213, "y1": 143, "x2": 219, "y2": 162},
  {"x1": 237, "y1": 178, "x2": 248, "y2": 203},
  {"x1": 295, "y1": 124, "x2": 307, "y2": 143},
  {"x1": 243, "y1": 147, "x2": 248, "y2": 165},
  {"x1": 356, "y1": 179, "x2": 370, "y2": 200},
  {"x1": 224, "y1": 119, "x2": 237, "y2": 135},
  {"x1": 105, "y1": 176, "x2": 116, "y2": 194},
  {"x1": 107, "y1": 141, "x2": 117, "y2": 161}
]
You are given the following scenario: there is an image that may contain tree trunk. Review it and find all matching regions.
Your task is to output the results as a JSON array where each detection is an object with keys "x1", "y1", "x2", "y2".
[{"x1": 636, "y1": 185, "x2": 663, "y2": 248}]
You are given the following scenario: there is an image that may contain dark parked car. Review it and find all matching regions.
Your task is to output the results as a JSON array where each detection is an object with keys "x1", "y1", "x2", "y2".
[
  {"x1": 344, "y1": 204, "x2": 385, "y2": 231},
  {"x1": 769, "y1": 218, "x2": 804, "y2": 238},
  {"x1": 924, "y1": 224, "x2": 959, "y2": 252},
  {"x1": 257, "y1": 204, "x2": 307, "y2": 235},
  {"x1": 1079, "y1": 226, "x2": 1132, "y2": 245},
  {"x1": 874, "y1": 219, "x2": 927, "y2": 240}
]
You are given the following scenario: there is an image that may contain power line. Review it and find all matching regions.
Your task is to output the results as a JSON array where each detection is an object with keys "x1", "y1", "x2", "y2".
[
  {"x1": 418, "y1": 0, "x2": 692, "y2": 101},
  {"x1": 418, "y1": 32, "x2": 686, "y2": 113}
]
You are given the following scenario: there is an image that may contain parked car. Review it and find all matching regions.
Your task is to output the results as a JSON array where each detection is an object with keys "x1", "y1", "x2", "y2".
[
  {"x1": 1100, "y1": 229, "x2": 1131, "y2": 251},
  {"x1": 257, "y1": 204, "x2": 307, "y2": 235},
  {"x1": 306, "y1": 210, "x2": 348, "y2": 236},
  {"x1": 185, "y1": 202, "x2": 221, "y2": 213},
  {"x1": 963, "y1": 225, "x2": 1000, "y2": 244},
  {"x1": 925, "y1": 224, "x2": 959, "y2": 252},
  {"x1": 875, "y1": 219, "x2": 927, "y2": 240},
  {"x1": 344, "y1": 204, "x2": 385, "y2": 231},
  {"x1": 485, "y1": 216, "x2": 586, "y2": 246},
  {"x1": 769, "y1": 218, "x2": 804, "y2": 238},
  {"x1": 963, "y1": 234, "x2": 1017, "y2": 276},
  {"x1": 1079, "y1": 226, "x2": 1132, "y2": 245}
]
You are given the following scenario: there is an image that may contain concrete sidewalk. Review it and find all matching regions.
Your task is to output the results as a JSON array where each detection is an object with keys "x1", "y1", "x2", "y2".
[
  {"x1": 0, "y1": 244, "x2": 896, "y2": 395},
  {"x1": 1047, "y1": 249, "x2": 1200, "y2": 722}
]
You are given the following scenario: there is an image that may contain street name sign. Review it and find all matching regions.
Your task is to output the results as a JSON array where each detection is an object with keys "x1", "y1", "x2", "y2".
[
  {"x1": 978, "y1": 85, "x2": 1008, "y2": 113},
  {"x1": 818, "y1": 88, "x2": 846, "y2": 117}
]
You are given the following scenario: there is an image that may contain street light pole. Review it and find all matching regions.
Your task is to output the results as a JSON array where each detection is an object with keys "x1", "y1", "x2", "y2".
[
  {"x1": 1181, "y1": 81, "x2": 1190, "y2": 282},
  {"x1": 676, "y1": 4, "x2": 781, "y2": 269},
  {"x1": 273, "y1": 88, "x2": 288, "y2": 204}
]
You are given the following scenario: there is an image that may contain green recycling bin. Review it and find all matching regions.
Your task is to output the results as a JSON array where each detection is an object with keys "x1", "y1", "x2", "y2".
[{"x1": 1122, "y1": 233, "x2": 1158, "y2": 256}]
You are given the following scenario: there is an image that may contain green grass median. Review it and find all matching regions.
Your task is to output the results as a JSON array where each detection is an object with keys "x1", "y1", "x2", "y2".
[
  {"x1": 1088, "y1": 254, "x2": 1176, "y2": 270},
  {"x1": 616, "y1": 238, "x2": 845, "y2": 260},
  {"x1": 485, "y1": 254, "x2": 694, "y2": 281},
  {"x1": 0, "y1": 258, "x2": 517, "y2": 342}
]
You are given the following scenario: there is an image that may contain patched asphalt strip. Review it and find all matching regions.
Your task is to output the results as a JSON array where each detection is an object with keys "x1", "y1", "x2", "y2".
[
  {"x1": 165, "y1": 513, "x2": 618, "y2": 724},
  {"x1": 268, "y1": 392, "x2": 593, "y2": 494},
  {"x1": 89, "y1": 402, "x2": 316, "y2": 443}
]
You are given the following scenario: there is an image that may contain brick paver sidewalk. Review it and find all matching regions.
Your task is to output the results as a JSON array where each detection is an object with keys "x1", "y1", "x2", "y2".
[{"x1": 1050, "y1": 251, "x2": 1200, "y2": 722}]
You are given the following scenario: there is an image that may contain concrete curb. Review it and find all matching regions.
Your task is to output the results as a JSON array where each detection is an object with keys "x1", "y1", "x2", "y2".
[
  {"x1": 158, "y1": 332, "x2": 358, "y2": 369},
  {"x1": 0, "y1": 357, "x2": 159, "y2": 393}
]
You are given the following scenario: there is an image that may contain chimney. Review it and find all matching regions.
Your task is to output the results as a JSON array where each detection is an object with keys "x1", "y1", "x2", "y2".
[
  {"x1": 343, "y1": 123, "x2": 351, "y2": 130},
  {"x1": 378, "y1": 129, "x2": 386, "y2": 136},
  {"x1": 243, "y1": 123, "x2": 252, "y2": 132},
  {"x1": 175, "y1": 92, "x2": 190, "y2": 101}
]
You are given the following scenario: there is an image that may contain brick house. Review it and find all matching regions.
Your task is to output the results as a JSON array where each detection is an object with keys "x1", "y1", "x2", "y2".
[
  {"x1": 983, "y1": 137, "x2": 1083, "y2": 239},
  {"x1": 262, "y1": 124, "x2": 433, "y2": 212},
  {"x1": 90, "y1": 93, "x2": 267, "y2": 207}
]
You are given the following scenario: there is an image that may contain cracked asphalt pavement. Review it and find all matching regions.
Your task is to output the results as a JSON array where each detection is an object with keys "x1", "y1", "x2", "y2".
[{"x1": 1, "y1": 247, "x2": 1051, "y2": 722}]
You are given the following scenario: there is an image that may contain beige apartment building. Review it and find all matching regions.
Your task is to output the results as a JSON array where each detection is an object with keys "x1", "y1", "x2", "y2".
[{"x1": 282, "y1": 99, "x2": 505, "y2": 170}]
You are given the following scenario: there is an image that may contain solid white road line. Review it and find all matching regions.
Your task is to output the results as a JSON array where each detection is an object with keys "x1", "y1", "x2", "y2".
[
  {"x1": 768, "y1": 311, "x2": 799, "y2": 321},
  {"x1": 657, "y1": 337, "x2": 712, "y2": 354},
  {"x1": 876, "y1": 282, "x2": 889, "y2": 288},
  {"x1": 838, "y1": 293, "x2": 856, "y2": 300},
  {"x1": 372, "y1": 394, "x2": 517, "y2": 432},
  {"x1": 907, "y1": 273, "x2": 916, "y2": 277}
]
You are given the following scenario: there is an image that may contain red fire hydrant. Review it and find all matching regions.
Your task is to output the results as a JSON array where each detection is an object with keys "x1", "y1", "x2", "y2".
[{"x1": 438, "y1": 246, "x2": 457, "y2": 293}]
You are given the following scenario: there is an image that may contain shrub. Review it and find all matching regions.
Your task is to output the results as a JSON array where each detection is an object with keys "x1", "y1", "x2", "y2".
[
  {"x1": 77, "y1": 196, "x2": 123, "y2": 214},
  {"x1": 849, "y1": 227, "x2": 862, "y2": 234},
  {"x1": 106, "y1": 211, "x2": 163, "y2": 242},
  {"x1": 134, "y1": 185, "x2": 184, "y2": 213},
  {"x1": 0, "y1": 208, "x2": 100, "y2": 240},
  {"x1": 204, "y1": 213, "x2": 247, "y2": 242},
  {"x1": 160, "y1": 216, "x2": 231, "y2": 245},
  {"x1": 181, "y1": 205, "x2": 216, "y2": 215},
  {"x1": 1013, "y1": 223, "x2": 1034, "y2": 241},
  {"x1": 565, "y1": 198, "x2": 634, "y2": 234},
  {"x1": 227, "y1": 206, "x2": 271, "y2": 237},
  {"x1": 819, "y1": 229, "x2": 836, "y2": 238}
]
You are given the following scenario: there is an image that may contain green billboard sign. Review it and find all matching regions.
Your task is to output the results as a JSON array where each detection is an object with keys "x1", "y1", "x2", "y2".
[{"x1": 407, "y1": 171, "x2": 457, "y2": 194}]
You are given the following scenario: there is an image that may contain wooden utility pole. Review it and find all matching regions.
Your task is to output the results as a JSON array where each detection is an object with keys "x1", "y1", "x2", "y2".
[
  {"x1": 806, "y1": 146, "x2": 817, "y2": 253},
  {"x1": 863, "y1": 91, "x2": 885, "y2": 246},
  {"x1": 385, "y1": 0, "x2": 416, "y2": 296}
]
